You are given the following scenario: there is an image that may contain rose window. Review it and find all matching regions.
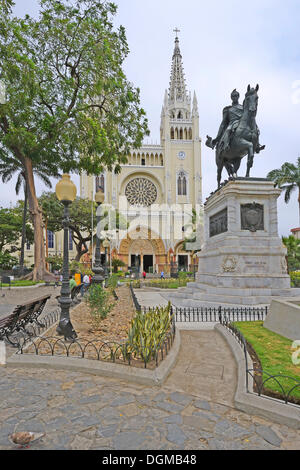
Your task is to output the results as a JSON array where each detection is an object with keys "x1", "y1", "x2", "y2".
[{"x1": 125, "y1": 178, "x2": 157, "y2": 207}]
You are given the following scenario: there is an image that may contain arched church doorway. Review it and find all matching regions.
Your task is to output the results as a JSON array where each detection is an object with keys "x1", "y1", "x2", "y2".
[{"x1": 119, "y1": 227, "x2": 166, "y2": 274}]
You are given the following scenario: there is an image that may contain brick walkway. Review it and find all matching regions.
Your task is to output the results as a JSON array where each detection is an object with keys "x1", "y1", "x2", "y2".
[{"x1": 0, "y1": 287, "x2": 299, "y2": 450}]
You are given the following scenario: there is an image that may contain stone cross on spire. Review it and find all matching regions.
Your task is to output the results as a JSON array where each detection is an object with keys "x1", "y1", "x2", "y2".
[{"x1": 173, "y1": 27, "x2": 180, "y2": 38}]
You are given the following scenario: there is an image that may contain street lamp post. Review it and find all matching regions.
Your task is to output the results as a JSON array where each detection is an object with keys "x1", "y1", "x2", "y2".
[
  {"x1": 102, "y1": 239, "x2": 110, "y2": 287},
  {"x1": 55, "y1": 174, "x2": 77, "y2": 341},
  {"x1": 93, "y1": 190, "x2": 105, "y2": 285}
]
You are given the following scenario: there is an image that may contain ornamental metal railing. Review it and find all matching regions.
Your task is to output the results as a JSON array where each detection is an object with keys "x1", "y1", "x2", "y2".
[
  {"x1": 171, "y1": 305, "x2": 268, "y2": 323},
  {"x1": 16, "y1": 313, "x2": 176, "y2": 370},
  {"x1": 220, "y1": 316, "x2": 300, "y2": 407}
]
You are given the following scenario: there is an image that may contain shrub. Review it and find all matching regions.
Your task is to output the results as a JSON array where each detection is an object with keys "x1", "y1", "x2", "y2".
[
  {"x1": 290, "y1": 271, "x2": 300, "y2": 287},
  {"x1": 126, "y1": 303, "x2": 173, "y2": 363},
  {"x1": 178, "y1": 271, "x2": 188, "y2": 280},
  {"x1": 85, "y1": 284, "x2": 115, "y2": 328},
  {"x1": 0, "y1": 251, "x2": 18, "y2": 270},
  {"x1": 107, "y1": 274, "x2": 119, "y2": 290}
]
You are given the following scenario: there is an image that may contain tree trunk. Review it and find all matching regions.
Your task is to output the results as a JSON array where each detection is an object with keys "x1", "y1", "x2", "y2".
[
  {"x1": 45, "y1": 217, "x2": 49, "y2": 271},
  {"x1": 75, "y1": 242, "x2": 88, "y2": 262},
  {"x1": 23, "y1": 157, "x2": 50, "y2": 281},
  {"x1": 19, "y1": 180, "x2": 28, "y2": 273}
]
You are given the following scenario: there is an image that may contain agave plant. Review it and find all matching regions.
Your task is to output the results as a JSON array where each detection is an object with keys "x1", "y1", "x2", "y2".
[{"x1": 126, "y1": 303, "x2": 173, "y2": 364}]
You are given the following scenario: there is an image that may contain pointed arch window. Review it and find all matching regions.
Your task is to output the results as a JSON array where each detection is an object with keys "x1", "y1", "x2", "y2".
[
  {"x1": 177, "y1": 171, "x2": 188, "y2": 196},
  {"x1": 47, "y1": 230, "x2": 54, "y2": 249}
]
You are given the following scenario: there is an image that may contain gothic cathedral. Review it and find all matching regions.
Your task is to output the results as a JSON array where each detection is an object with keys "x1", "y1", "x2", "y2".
[{"x1": 80, "y1": 34, "x2": 202, "y2": 274}]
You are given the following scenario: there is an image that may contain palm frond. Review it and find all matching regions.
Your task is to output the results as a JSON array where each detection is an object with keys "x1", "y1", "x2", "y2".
[{"x1": 284, "y1": 184, "x2": 296, "y2": 204}]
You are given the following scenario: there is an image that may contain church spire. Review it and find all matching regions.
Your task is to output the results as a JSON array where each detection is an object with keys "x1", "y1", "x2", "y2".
[{"x1": 169, "y1": 30, "x2": 188, "y2": 103}]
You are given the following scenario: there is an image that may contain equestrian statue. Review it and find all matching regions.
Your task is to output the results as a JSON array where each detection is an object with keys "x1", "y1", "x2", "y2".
[{"x1": 206, "y1": 85, "x2": 265, "y2": 188}]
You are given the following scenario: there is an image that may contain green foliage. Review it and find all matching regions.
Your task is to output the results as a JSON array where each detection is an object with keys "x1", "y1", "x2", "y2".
[
  {"x1": 234, "y1": 322, "x2": 300, "y2": 400},
  {"x1": 85, "y1": 283, "x2": 114, "y2": 328},
  {"x1": 282, "y1": 236, "x2": 300, "y2": 272},
  {"x1": 1, "y1": 279, "x2": 43, "y2": 287},
  {"x1": 112, "y1": 258, "x2": 126, "y2": 273},
  {"x1": 290, "y1": 271, "x2": 300, "y2": 287},
  {"x1": 69, "y1": 260, "x2": 93, "y2": 276},
  {"x1": 0, "y1": 250, "x2": 18, "y2": 269},
  {"x1": 0, "y1": 206, "x2": 33, "y2": 252},
  {"x1": 39, "y1": 192, "x2": 127, "y2": 262},
  {"x1": 267, "y1": 158, "x2": 300, "y2": 223},
  {"x1": 138, "y1": 278, "x2": 191, "y2": 289},
  {"x1": 178, "y1": 271, "x2": 188, "y2": 280},
  {"x1": 127, "y1": 303, "x2": 172, "y2": 363},
  {"x1": 46, "y1": 254, "x2": 63, "y2": 271},
  {"x1": 0, "y1": 0, "x2": 14, "y2": 15},
  {"x1": 0, "y1": 0, "x2": 149, "y2": 175},
  {"x1": 0, "y1": 0, "x2": 148, "y2": 277},
  {"x1": 107, "y1": 273, "x2": 119, "y2": 290}
]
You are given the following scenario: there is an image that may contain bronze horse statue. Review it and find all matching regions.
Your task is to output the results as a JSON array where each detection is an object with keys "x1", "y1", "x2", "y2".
[{"x1": 206, "y1": 85, "x2": 265, "y2": 188}]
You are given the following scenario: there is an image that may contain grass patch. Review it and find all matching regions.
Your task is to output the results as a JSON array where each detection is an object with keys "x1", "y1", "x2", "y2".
[
  {"x1": 132, "y1": 279, "x2": 191, "y2": 289},
  {"x1": 234, "y1": 321, "x2": 300, "y2": 401},
  {"x1": 0, "y1": 280, "x2": 45, "y2": 287}
]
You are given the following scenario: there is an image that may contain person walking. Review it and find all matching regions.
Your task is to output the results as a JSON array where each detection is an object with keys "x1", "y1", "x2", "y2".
[
  {"x1": 82, "y1": 273, "x2": 90, "y2": 294},
  {"x1": 142, "y1": 270, "x2": 146, "y2": 280},
  {"x1": 160, "y1": 270, "x2": 165, "y2": 280}
]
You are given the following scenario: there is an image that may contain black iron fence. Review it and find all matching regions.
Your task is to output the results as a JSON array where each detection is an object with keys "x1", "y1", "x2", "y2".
[
  {"x1": 129, "y1": 282, "x2": 142, "y2": 312},
  {"x1": 220, "y1": 316, "x2": 300, "y2": 407},
  {"x1": 172, "y1": 305, "x2": 268, "y2": 323},
  {"x1": 16, "y1": 313, "x2": 176, "y2": 370}
]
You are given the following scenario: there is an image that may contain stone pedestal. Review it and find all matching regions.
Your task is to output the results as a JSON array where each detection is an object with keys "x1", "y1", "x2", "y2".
[{"x1": 169, "y1": 178, "x2": 300, "y2": 307}]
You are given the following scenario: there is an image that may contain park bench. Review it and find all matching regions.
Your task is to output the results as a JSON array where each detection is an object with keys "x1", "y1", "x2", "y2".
[
  {"x1": 0, "y1": 294, "x2": 51, "y2": 346},
  {"x1": 71, "y1": 283, "x2": 84, "y2": 304}
]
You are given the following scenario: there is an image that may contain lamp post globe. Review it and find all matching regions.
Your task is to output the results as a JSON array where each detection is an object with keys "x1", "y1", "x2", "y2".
[
  {"x1": 55, "y1": 174, "x2": 77, "y2": 341},
  {"x1": 93, "y1": 190, "x2": 105, "y2": 285}
]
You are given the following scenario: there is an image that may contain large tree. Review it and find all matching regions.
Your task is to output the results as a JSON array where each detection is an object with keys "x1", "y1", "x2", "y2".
[
  {"x1": 282, "y1": 235, "x2": 300, "y2": 272},
  {"x1": 40, "y1": 191, "x2": 128, "y2": 262},
  {"x1": 267, "y1": 158, "x2": 300, "y2": 225},
  {"x1": 0, "y1": 156, "x2": 57, "y2": 273},
  {"x1": 0, "y1": 206, "x2": 33, "y2": 254},
  {"x1": 0, "y1": 0, "x2": 148, "y2": 279}
]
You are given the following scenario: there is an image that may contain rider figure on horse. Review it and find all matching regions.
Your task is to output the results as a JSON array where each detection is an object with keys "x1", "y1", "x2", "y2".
[{"x1": 207, "y1": 89, "x2": 264, "y2": 154}]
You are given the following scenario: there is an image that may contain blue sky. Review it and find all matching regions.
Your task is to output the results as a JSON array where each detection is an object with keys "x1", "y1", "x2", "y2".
[{"x1": 1, "y1": 0, "x2": 300, "y2": 235}]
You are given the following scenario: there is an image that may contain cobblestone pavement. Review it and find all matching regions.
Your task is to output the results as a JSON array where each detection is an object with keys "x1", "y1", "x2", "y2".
[{"x1": 1, "y1": 330, "x2": 300, "y2": 450}]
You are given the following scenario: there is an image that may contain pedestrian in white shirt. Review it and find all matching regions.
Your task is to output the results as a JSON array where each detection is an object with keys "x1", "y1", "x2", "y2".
[{"x1": 83, "y1": 274, "x2": 90, "y2": 293}]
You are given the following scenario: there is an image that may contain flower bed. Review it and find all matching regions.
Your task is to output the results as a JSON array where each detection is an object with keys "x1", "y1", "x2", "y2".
[{"x1": 18, "y1": 285, "x2": 175, "y2": 370}]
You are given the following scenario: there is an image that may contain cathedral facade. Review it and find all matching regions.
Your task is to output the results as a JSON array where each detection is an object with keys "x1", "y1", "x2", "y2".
[{"x1": 80, "y1": 35, "x2": 203, "y2": 274}]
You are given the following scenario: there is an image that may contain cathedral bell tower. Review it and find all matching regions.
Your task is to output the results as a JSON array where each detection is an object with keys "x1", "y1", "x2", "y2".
[{"x1": 160, "y1": 31, "x2": 202, "y2": 206}]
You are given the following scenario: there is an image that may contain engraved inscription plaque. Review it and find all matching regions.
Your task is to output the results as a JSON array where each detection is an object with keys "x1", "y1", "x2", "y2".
[
  {"x1": 209, "y1": 208, "x2": 228, "y2": 237},
  {"x1": 241, "y1": 203, "x2": 264, "y2": 232}
]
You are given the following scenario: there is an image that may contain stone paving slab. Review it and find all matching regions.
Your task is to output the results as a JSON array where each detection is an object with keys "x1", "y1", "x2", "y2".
[
  {"x1": 0, "y1": 305, "x2": 13, "y2": 318},
  {"x1": 0, "y1": 330, "x2": 299, "y2": 450}
]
